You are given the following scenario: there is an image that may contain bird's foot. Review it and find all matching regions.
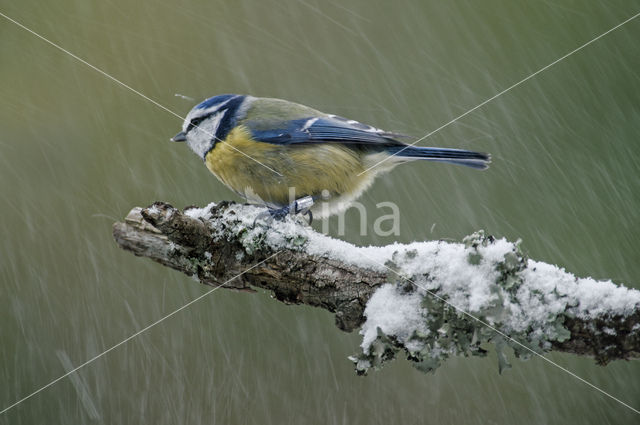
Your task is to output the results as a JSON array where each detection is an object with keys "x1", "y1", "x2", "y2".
[{"x1": 254, "y1": 196, "x2": 314, "y2": 225}]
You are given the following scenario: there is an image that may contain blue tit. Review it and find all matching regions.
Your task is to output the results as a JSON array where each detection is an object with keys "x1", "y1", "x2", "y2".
[{"x1": 171, "y1": 94, "x2": 490, "y2": 218}]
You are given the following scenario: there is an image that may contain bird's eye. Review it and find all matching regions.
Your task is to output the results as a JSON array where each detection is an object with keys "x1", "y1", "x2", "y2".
[{"x1": 187, "y1": 116, "x2": 207, "y2": 132}]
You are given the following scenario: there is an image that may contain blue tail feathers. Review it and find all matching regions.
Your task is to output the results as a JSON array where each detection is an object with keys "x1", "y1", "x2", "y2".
[{"x1": 386, "y1": 146, "x2": 491, "y2": 170}]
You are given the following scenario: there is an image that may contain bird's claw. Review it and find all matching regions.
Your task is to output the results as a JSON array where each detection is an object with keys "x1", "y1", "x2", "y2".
[
  {"x1": 253, "y1": 196, "x2": 314, "y2": 225},
  {"x1": 268, "y1": 205, "x2": 292, "y2": 220}
]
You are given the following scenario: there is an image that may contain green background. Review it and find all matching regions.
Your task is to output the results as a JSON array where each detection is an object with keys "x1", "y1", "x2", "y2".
[{"x1": 1, "y1": 0, "x2": 639, "y2": 423}]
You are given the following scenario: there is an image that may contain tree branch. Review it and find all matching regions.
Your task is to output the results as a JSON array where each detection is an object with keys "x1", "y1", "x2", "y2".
[{"x1": 113, "y1": 201, "x2": 640, "y2": 373}]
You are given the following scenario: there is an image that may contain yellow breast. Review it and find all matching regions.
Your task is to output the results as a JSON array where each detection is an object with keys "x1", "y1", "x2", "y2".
[{"x1": 204, "y1": 125, "x2": 373, "y2": 207}]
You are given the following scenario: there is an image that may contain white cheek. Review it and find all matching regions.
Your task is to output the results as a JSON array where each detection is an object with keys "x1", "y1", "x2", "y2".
[{"x1": 186, "y1": 112, "x2": 225, "y2": 159}]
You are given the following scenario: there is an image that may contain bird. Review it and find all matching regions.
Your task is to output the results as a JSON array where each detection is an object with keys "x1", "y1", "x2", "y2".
[{"x1": 171, "y1": 94, "x2": 490, "y2": 220}]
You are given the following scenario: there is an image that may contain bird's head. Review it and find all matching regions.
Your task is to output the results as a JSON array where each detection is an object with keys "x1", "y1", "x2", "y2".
[{"x1": 171, "y1": 94, "x2": 247, "y2": 160}]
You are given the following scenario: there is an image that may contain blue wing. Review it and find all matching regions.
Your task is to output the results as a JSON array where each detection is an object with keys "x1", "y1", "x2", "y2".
[
  {"x1": 244, "y1": 114, "x2": 491, "y2": 170},
  {"x1": 246, "y1": 115, "x2": 405, "y2": 146}
]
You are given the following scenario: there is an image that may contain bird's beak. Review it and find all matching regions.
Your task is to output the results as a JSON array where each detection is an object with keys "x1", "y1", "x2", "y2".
[{"x1": 171, "y1": 131, "x2": 187, "y2": 142}]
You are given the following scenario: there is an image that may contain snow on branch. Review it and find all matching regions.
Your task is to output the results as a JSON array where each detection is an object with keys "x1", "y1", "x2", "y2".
[{"x1": 113, "y1": 201, "x2": 640, "y2": 374}]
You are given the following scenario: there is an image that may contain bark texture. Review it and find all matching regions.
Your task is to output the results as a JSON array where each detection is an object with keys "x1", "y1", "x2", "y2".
[{"x1": 113, "y1": 201, "x2": 640, "y2": 365}]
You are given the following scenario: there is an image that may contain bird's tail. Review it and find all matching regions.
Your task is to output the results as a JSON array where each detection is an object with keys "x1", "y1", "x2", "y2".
[{"x1": 386, "y1": 145, "x2": 491, "y2": 170}]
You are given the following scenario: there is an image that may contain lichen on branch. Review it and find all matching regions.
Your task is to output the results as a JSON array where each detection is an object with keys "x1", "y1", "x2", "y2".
[{"x1": 113, "y1": 202, "x2": 640, "y2": 375}]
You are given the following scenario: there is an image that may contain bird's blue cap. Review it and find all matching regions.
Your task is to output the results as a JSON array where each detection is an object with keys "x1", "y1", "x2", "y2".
[{"x1": 194, "y1": 94, "x2": 238, "y2": 110}]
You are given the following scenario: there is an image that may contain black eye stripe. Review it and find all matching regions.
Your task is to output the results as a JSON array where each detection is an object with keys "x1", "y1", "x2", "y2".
[
  {"x1": 185, "y1": 95, "x2": 244, "y2": 142},
  {"x1": 187, "y1": 115, "x2": 208, "y2": 132}
]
